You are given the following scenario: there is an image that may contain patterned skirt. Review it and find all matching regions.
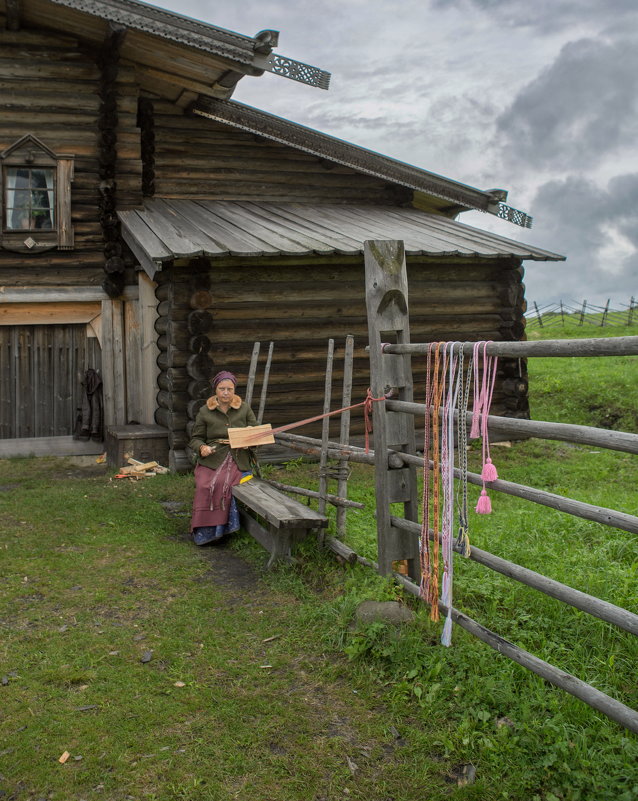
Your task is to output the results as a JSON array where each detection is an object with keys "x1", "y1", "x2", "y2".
[{"x1": 190, "y1": 453, "x2": 242, "y2": 545}]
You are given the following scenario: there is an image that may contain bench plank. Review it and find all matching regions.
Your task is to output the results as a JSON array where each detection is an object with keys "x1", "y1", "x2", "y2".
[{"x1": 232, "y1": 479, "x2": 328, "y2": 530}]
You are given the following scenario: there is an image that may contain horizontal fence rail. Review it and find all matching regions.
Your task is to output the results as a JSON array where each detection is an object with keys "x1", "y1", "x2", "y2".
[
  {"x1": 386, "y1": 400, "x2": 638, "y2": 455},
  {"x1": 390, "y1": 516, "x2": 638, "y2": 636},
  {"x1": 377, "y1": 336, "x2": 638, "y2": 357},
  {"x1": 350, "y1": 553, "x2": 638, "y2": 735},
  {"x1": 276, "y1": 431, "x2": 638, "y2": 534}
]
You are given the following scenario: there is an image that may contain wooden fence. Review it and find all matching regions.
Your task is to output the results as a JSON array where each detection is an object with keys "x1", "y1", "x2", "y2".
[
  {"x1": 267, "y1": 240, "x2": 638, "y2": 735},
  {"x1": 527, "y1": 298, "x2": 637, "y2": 329}
]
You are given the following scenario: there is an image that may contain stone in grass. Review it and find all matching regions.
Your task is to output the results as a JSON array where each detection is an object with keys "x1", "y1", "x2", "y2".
[{"x1": 353, "y1": 600, "x2": 416, "y2": 627}]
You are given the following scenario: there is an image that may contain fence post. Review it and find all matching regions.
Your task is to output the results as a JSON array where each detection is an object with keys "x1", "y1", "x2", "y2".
[
  {"x1": 336, "y1": 335, "x2": 355, "y2": 538},
  {"x1": 534, "y1": 301, "x2": 543, "y2": 327},
  {"x1": 628, "y1": 297, "x2": 635, "y2": 327},
  {"x1": 579, "y1": 299, "x2": 587, "y2": 325},
  {"x1": 364, "y1": 240, "x2": 420, "y2": 579},
  {"x1": 601, "y1": 299, "x2": 610, "y2": 327}
]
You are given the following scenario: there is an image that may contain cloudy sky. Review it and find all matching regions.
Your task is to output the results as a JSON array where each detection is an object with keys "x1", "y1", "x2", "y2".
[{"x1": 158, "y1": 0, "x2": 637, "y2": 307}]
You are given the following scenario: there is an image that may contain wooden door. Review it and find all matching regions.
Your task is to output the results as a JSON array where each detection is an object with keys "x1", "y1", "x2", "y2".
[{"x1": 0, "y1": 324, "x2": 101, "y2": 439}]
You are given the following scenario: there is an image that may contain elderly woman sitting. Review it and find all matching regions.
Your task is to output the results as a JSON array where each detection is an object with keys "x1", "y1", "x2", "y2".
[{"x1": 188, "y1": 371, "x2": 258, "y2": 545}]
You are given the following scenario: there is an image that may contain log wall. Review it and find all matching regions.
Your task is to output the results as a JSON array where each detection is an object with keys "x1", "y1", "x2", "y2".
[
  {"x1": 153, "y1": 255, "x2": 528, "y2": 462},
  {"x1": 0, "y1": 23, "x2": 142, "y2": 287},
  {"x1": 150, "y1": 98, "x2": 412, "y2": 205}
]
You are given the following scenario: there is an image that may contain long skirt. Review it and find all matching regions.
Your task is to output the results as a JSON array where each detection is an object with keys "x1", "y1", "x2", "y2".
[{"x1": 190, "y1": 453, "x2": 242, "y2": 545}]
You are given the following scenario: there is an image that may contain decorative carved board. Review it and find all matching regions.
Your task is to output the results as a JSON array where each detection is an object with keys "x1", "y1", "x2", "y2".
[{"x1": 227, "y1": 424, "x2": 275, "y2": 448}]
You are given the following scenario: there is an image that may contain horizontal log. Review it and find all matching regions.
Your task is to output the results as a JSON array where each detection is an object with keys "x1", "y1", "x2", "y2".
[
  {"x1": 381, "y1": 337, "x2": 638, "y2": 357},
  {"x1": 325, "y1": 536, "x2": 358, "y2": 564},
  {"x1": 155, "y1": 407, "x2": 188, "y2": 430},
  {"x1": 394, "y1": 449, "x2": 638, "y2": 534},
  {"x1": 390, "y1": 516, "x2": 638, "y2": 637},
  {"x1": 275, "y1": 432, "x2": 404, "y2": 469},
  {"x1": 392, "y1": 572, "x2": 638, "y2": 736},
  {"x1": 157, "y1": 371, "x2": 190, "y2": 392},
  {"x1": 156, "y1": 389, "x2": 188, "y2": 411},
  {"x1": 385, "y1": 400, "x2": 638, "y2": 455},
  {"x1": 265, "y1": 479, "x2": 364, "y2": 509}
]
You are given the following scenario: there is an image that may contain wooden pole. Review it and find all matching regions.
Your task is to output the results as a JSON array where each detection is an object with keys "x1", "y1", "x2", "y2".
[
  {"x1": 393, "y1": 571, "x2": 638, "y2": 735},
  {"x1": 390, "y1": 516, "x2": 638, "y2": 636},
  {"x1": 318, "y1": 339, "x2": 335, "y2": 521},
  {"x1": 601, "y1": 299, "x2": 610, "y2": 327},
  {"x1": 337, "y1": 335, "x2": 355, "y2": 537},
  {"x1": 377, "y1": 336, "x2": 638, "y2": 358},
  {"x1": 579, "y1": 299, "x2": 587, "y2": 325},
  {"x1": 257, "y1": 342, "x2": 273, "y2": 425},
  {"x1": 245, "y1": 341, "x2": 260, "y2": 409},
  {"x1": 628, "y1": 297, "x2": 635, "y2": 327},
  {"x1": 386, "y1": 399, "x2": 638, "y2": 455},
  {"x1": 364, "y1": 240, "x2": 420, "y2": 578},
  {"x1": 534, "y1": 300, "x2": 543, "y2": 327},
  {"x1": 266, "y1": 479, "x2": 364, "y2": 509}
]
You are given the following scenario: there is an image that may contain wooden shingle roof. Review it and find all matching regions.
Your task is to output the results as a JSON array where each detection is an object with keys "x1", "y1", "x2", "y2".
[{"x1": 119, "y1": 199, "x2": 564, "y2": 277}]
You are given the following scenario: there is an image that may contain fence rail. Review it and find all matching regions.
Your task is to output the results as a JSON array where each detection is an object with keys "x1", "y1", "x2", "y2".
[{"x1": 526, "y1": 298, "x2": 638, "y2": 329}]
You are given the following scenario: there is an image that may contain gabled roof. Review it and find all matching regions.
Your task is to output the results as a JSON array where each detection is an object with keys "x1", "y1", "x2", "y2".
[
  {"x1": 4, "y1": 0, "x2": 330, "y2": 100},
  {"x1": 119, "y1": 199, "x2": 564, "y2": 278}
]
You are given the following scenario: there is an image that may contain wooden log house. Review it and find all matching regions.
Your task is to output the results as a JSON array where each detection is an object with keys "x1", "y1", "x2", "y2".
[{"x1": 0, "y1": 0, "x2": 564, "y2": 467}]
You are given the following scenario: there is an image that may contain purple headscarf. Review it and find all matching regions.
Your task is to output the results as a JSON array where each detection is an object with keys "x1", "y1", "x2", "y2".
[{"x1": 211, "y1": 370, "x2": 237, "y2": 389}]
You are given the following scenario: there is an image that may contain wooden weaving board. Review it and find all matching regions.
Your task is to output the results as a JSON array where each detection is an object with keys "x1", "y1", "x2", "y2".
[{"x1": 227, "y1": 424, "x2": 275, "y2": 448}]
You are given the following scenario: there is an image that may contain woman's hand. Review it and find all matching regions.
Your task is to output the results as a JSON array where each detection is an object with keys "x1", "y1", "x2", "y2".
[{"x1": 199, "y1": 444, "x2": 215, "y2": 458}]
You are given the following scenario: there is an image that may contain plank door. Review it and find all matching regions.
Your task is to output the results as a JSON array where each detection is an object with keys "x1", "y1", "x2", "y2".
[{"x1": 0, "y1": 324, "x2": 101, "y2": 439}]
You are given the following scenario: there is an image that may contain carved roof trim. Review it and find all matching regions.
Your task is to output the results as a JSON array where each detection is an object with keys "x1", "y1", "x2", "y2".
[
  {"x1": 49, "y1": 0, "x2": 264, "y2": 65},
  {"x1": 192, "y1": 98, "x2": 497, "y2": 213}
]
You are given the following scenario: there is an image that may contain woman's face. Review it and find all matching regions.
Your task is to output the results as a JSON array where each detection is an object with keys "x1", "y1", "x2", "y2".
[{"x1": 215, "y1": 379, "x2": 235, "y2": 405}]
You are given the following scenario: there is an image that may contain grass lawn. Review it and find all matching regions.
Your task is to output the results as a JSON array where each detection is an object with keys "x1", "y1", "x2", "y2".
[{"x1": 1, "y1": 322, "x2": 636, "y2": 800}]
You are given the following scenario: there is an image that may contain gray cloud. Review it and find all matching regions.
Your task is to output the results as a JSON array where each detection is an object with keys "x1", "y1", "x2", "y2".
[
  {"x1": 433, "y1": 0, "x2": 637, "y2": 35},
  {"x1": 523, "y1": 174, "x2": 638, "y2": 302},
  {"x1": 497, "y1": 34, "x2": 638, "y2": 170}
]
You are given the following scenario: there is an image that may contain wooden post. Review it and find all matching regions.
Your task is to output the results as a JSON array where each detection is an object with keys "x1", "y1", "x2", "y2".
[
  {"x1": 318, "y1": 339, "x2": 335, "y2": 520},
  {"x1": 257, "y1": 341, "x2": 273, "y2": 425},
  {"x1": 137, "y1": 272, "x2": 160, "y2": 424},
  {"x1": 336, "y1": 334, "x2": 355, "y2": 538},
  {"x1": 245, "y1": 341, "x2": 260, "y2": 409},
  {"x1": 579, "y1": 299, "x2": 587, "y2": 325},
  {"x1": 601, "y1": 298, "x2": 610, "y2": 327},
  {"x1": 629, "y1": 297, "x2": 635, "y2": 327},
  {"x1": 534, "y1": 301, "x2": 543, "y2": 327},
  {"x1": 364, "y1": 240, "x2": 420, "y2": 579},
  {"x1": 100, "y1": 299, "x2": 127, "y2": 426}
]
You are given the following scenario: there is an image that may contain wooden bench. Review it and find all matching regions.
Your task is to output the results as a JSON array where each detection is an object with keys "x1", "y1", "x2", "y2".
[{"x1": 232, "y1": 478, "x2": 328, "y2": 568}]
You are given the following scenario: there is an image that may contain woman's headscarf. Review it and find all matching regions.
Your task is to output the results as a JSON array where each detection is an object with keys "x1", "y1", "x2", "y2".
[{"x1": 211, "y1": 370, "x2": 237, "y2": 389}]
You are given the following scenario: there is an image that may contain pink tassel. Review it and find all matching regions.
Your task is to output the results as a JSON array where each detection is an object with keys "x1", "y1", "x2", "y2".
[
  {"x1": 481, "y1": 458, "x2": 498, "y2": 482},
  {"x1": 469, "y1": 416, "x2": 481, "y2": 439},
  {"x1": 475, "y1": 490, "x2": 492, "y2": 514}
]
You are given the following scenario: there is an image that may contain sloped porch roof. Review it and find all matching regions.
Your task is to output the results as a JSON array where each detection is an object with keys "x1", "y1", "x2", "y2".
[{"x1": 118, "y1": 199, "x2": 565, "y2": 278}]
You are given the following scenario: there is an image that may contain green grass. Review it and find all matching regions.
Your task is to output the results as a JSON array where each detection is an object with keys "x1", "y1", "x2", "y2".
[
  {"x1": 1, "y1": 324, "x2": 637, "y2": 800},
  {"x1": 527, "y1": 319, "x2": 638, "y2": 430}
]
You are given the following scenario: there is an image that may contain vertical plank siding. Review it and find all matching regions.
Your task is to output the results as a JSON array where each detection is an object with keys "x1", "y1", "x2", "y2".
[{"x1": 0, "y1": 324, "x2": 101, "y2": 438}]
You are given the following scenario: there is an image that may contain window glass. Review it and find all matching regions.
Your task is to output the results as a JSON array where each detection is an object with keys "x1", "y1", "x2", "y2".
[{"x1": 5, "y1": 167, "x2": 55, "y2": 230}]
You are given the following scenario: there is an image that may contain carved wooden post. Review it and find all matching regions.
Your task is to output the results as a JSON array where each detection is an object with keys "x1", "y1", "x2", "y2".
[{"x1": 364, "y1": 240, "x2": 420, "y2": 578}]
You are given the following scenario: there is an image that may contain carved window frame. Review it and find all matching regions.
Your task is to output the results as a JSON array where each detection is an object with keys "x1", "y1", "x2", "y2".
[{"x1": 0, "y1": 135, "x2": 74, "y2": 253}]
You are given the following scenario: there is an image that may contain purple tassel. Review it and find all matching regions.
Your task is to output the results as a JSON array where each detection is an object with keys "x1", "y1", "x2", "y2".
[
  {"x1": 481, "y1": 458, "x2": 498, "y2": 482},
  {"x1": 475, "y1": 490, "x2": 492, "y2": 514}
]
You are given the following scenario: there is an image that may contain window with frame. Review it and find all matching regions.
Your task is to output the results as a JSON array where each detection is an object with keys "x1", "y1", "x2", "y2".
[{"x1": 0, "y1": 135, "x2": 74, "y2": 252}]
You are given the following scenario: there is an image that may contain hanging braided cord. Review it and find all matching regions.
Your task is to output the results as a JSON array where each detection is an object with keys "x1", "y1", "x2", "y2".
[
  {"x1": 440, "y1": 343, "x2": 462, "y2": 646},
  {"x1": 427, "y1": 342, "x2": 448, "y2": 621},
  {"x1": 456, "y1": 348, "x2": 472, "y2": 557},
  {"x1": 419, "y1": 344, "x2": 435, "y2": 603}
]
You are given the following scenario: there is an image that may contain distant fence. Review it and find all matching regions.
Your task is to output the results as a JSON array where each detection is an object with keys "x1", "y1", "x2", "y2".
[{"x1": 526, "y1": 298, "x2": 637, "y2": 329}]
